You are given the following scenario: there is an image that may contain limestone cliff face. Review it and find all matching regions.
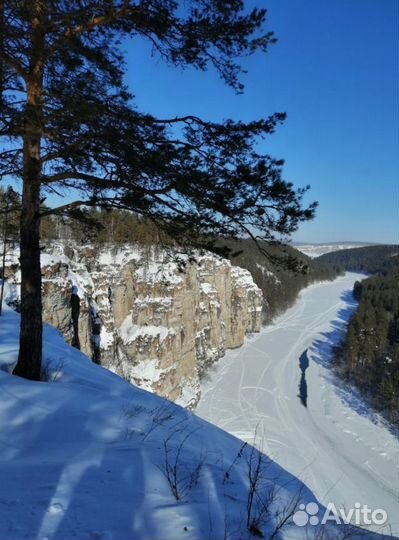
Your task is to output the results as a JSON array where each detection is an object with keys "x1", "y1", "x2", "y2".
[{"x1": 4, "y1": 242, "x2": 262, "y2": 407}]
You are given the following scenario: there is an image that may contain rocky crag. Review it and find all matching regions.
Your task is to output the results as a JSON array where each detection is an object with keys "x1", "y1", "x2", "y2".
[{"x1": 4, "y1": 242, "x2": 262, "y2": 407}]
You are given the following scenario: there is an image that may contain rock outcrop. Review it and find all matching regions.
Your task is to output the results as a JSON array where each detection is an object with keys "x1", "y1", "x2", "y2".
[{"x1": 4, "y1": 242, "x2": 263, "y2": 407}]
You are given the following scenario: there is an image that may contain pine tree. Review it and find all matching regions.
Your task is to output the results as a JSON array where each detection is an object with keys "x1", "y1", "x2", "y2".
[
  {"x1": 0, "y1": 186, "x2": 20, "y2": 315},
  {"x1": 1, "y1": 1, "x2": 317, "y2": 380}
]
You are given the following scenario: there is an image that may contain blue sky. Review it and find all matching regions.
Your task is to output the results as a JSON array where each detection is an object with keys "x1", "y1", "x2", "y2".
[{"x1": 124, "y1": 0, "x2": 398, "y2": 244}]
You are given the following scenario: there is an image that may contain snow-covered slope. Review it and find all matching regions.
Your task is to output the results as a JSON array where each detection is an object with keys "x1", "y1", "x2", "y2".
[
  {"x1": 0, "y1": 297, "x2": 389, "y2": 539},
  {"x1": 294, "y1": 243, "x2": 374, "y2": 258}
]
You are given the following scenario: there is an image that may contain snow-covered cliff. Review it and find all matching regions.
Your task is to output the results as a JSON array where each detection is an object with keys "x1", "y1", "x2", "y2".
[{"x1": 3, "y1": 242, "x2": 262, "y2": 407}]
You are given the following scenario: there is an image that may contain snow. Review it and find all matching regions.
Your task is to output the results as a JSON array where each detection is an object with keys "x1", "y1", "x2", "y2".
[
  {"x1": 294, "y1": 243, "x2": 374, "y2": 258},
  {"x1": 175, "y1": 378, "x2": 201, "y2": 410},
  {"x1": 255, "y1": 263, "x2": 280, "y2": 283},
  {"x1": 135, "y1": 260, "x2": 183, "y2": 285},
  {"x1": 100, "y1": 325, "x2": 114, "y2": 350},
  {"x1": 128, "y1": 358, "x2": 175, "y2": 391},
  {"x1": 67, "y1": 267, "x2": 93, "y2": 298},
  {"x1": 231, "y1": 266, "x2": 262, "y2": 291},
  {"x1": 198, "y1": 253, "x2": 227, "y2": 268},
  {"x1": 200, "y1": 283, "x2": 222, "y2": 309},
  {"x1": 248, "y1": 305, "x2": 263, "y2": 312},
  {"x1": 119, "y1": 315, "x2": 175, "y2": 345},
  {"x1": 97, "y1": 245, "x2": 142, "y2": 266},
  {"x1": 200, "y1": 282, "x2": 217, "y2": 295},
  {"x1": 134, "y1": 296, "x2": 173, "y2": 309},
  {"x1": 0, "y1": 281, "x2": 391, "y2": 539},
  {"x1": 196, "y1": 272, "x2": 399, "y2": 536}
]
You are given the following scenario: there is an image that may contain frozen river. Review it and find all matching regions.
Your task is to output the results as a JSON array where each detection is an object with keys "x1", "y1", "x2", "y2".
[{"x1": 196, "y1": 273, "x2": 399, "y2": 535}]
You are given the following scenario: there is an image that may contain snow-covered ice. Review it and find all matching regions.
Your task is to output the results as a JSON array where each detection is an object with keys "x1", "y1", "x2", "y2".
[{"x1": 197, "y1": 272, "x2": 399, "y2": 536}]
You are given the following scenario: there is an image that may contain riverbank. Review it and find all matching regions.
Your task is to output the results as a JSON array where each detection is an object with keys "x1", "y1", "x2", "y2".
[{"x1": 196, "y1": 272, "x2": 399, "y2": 535}]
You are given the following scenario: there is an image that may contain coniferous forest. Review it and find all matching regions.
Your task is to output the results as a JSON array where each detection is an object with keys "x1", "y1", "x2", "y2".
[{"x1": 321, "y1": 247, "x2": 399, "y2": 427}]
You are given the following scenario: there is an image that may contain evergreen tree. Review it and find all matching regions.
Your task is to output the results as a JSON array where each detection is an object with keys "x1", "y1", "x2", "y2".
[
  {"x1": 0, "y1": 1, "x2": 317, "y2": 380},
  {"x1": 0, "y1": 186, "x2": 20, "y2": 315},
  {"x1": 353, "y1": 280, "x2": 362, "y2": 301},
  {"x1": 335, "y1": 266, "x2": 399, "y2": 426}
]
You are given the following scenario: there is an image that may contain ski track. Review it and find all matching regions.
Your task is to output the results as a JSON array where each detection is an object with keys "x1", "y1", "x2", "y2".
[{"x1": 196, "y1": 273, "x2": 399, "y2": 535}]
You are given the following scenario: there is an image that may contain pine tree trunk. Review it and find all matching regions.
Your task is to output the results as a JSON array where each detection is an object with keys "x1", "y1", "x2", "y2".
[
  {"x1": 13, "y1": 157, "x2": 43, "y2": 380},
  {"x1": 12, "y1": 1, "x2": 44, "y2": 380},
  {"x1": 0, "y1": 199, "x2": 9, "y2": 316}
]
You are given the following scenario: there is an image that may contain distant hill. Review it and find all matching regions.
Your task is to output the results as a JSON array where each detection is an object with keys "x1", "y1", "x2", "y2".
[
  {"x1": 294, "y1": 241, "x2": 375, "y2": 258},
  {"x1": 317, "y1": 244, "x2": 399, "y2": 275}
]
